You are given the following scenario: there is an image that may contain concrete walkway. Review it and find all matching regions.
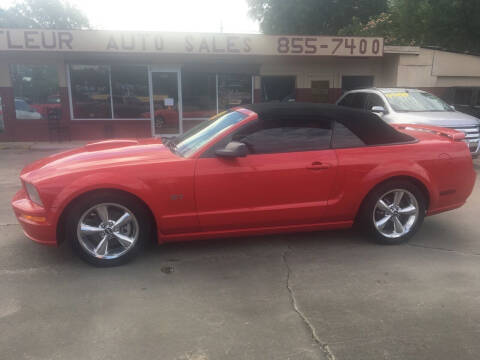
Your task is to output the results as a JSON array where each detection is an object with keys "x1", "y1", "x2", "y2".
[{"x1": 1, "y1": 149, "x2": 480, "y2": 359}]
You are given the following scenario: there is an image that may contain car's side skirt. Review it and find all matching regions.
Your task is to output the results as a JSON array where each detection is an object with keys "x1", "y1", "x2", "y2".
[{"x1": 158, "y1": 220, "x2": 354, "y2": 243}]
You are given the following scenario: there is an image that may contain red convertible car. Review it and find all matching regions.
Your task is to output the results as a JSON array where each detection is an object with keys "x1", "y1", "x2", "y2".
[{"x1": 12, "y1": 103, "x2": 476, "y2": 266}]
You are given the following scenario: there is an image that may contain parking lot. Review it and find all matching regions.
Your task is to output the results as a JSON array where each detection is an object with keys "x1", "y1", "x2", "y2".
[{"x1": 1, "y1": 147, "x2": 480, "y2": 360}]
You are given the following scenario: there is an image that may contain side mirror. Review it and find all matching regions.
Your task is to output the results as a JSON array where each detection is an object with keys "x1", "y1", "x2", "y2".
[
  {"x1": 215, "y1": 141, "x2": 248, "y2": 158},
  {"x1": 450, "y1": 105, "x2": 456, "y2": 111},
  {"x1": 371, "y1": 106, "x2": 386, "y2": 115}
]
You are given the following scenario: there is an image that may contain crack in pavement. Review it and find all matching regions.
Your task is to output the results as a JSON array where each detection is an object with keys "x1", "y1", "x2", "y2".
[
  {"x1": 282, "y1": 245, "x2": 336, "y2": 360},
  {"x1": 407, "y1": 243, "x2": 480, "y2": 257}
]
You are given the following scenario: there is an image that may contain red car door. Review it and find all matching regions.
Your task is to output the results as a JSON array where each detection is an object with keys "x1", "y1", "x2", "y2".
[{"x1": 194, "y1": 117, "x2": 338, "y2": 231}]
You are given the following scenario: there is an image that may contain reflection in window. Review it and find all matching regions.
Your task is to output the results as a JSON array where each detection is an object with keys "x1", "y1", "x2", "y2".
[
  {"x1": 182, "y1": 72, "x2": 217, "y2": 119},
  {"x1": 10, "y1": 65, "x2": 60, "y2": 120},
  {"x1": 386, "y1": 92, "x2": 452, "y2": 112},
  {"x1": 240, "y1": 118, "x2": 332, "y2": 154},
  {"x1": 152, "y1": 72, "x2": 179, "y2": 135},
  {"x1": 69, "y1": 65, "x2": 111, "y2": 119},
  {"x1": 111, "y1": 65, "x2": 149, "y2": 119},
  {"x1": 218, "y1": 74, "x2": 252, "y2": 111},
  {"x1": 176, "y1": 110, "x2": 247, "y2": 157},
  {"x1": 261, "y1": 76, "x2": 295, "y2": 102}
]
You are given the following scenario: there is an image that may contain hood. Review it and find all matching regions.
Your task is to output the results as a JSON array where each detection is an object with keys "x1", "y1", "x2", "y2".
[
  {"x1": 388, "y1": 111, "x2": 480, "y2": 128},
  {"x1": 21, "y1": 138, "x2": 178, "y2": 183}
]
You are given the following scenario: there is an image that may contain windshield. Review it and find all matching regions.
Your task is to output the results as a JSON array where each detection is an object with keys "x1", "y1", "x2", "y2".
[
  {"x1": 385, "y1": 91, "x2": 453, "y2": 112},
  {"x1": 173, "y1": 110, "x2": 248, "y2": 157}
]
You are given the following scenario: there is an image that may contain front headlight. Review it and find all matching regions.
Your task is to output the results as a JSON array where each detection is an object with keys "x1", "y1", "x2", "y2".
[{"x1": 24, "y1": 182, "x2": 43, "y2": 206}]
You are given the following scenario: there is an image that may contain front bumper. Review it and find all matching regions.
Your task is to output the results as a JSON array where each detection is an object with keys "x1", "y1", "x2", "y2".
[
  {"x1": 11, "y1": 189, "x2": 57, "y2": 246},
  {"x1": 450, "y1": 125, "x2": 480, "y2": 157}
]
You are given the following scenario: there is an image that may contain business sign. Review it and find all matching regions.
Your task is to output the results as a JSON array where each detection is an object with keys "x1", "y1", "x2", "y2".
[{"x1": 0, "y1": 29, "x2": 384, "y2": 57}]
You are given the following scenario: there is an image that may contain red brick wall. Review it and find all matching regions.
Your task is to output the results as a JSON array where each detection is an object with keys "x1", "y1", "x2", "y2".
[
  {"x1": 295, "y1": 88, "x2": 312, "y2": 102},
  {"x1": 69, "y1": 120, "x2": 151, "y2": 141},
  {"x1": 0, "y1": 85, "x2": 152, "y2": 141}
]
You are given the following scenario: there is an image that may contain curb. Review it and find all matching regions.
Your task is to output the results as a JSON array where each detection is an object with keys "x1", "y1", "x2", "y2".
[
  {"x1": 0, "y1": 143, "x2": 32, "y2": 150},
  {"x1": 0, "y1": 142, "x2": 84, "y2": 151}
]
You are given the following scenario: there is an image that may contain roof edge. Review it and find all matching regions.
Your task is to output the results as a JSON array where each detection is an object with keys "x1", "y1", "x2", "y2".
[{"x1": 384, "y1": 46, "x2": 421, "y2": 55}]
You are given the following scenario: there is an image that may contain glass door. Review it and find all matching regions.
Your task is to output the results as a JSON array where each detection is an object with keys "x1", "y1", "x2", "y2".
[{"x1": 149, "y1": 69, "x2": 182, "y2": 136}]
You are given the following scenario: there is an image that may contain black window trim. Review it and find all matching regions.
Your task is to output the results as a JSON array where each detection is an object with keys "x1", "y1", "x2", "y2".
[
  {"x1": 331, "y1": 120, "x2": 365, "y2": 149},
  {"x1": 332, "y1": 119, "x2": 419, "y2": 150}
]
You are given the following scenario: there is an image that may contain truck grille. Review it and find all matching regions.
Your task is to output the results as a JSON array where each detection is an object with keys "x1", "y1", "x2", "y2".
[{"x1": 449, "y1": 125, "x2": 480, "y2": 154}]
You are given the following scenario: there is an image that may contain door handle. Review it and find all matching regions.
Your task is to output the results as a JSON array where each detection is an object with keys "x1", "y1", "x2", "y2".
[{"x1": 306, "y1": 162, "x2": 331, "y2": 170}]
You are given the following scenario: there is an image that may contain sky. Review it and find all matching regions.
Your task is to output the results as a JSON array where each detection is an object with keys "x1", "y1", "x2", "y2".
[{"x1": 0, "y1": 0, "x2": 260, "y2": 33}]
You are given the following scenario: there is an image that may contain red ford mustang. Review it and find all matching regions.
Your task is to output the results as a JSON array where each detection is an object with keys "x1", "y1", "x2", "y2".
[{"x1": 12, "y1": 103, "x2": 476, "y2": 266}]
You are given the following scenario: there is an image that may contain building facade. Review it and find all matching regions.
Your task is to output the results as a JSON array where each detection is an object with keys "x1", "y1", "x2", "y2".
[{"x1": 0, "y1": 29, "x2": 480, "y2": 141}]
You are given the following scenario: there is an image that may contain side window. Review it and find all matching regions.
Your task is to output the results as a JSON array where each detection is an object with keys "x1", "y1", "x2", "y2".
[
  {"x1": 338, "y1": 93, "x2": 367, "y2": 109},
  {"x1": 338, "y1": 94, "x2": 354, "y2": 107},
  {"x1": 350, "y1": 93, "x2": 368, "y2": 109},
  {"x1": 333, "y1": 122, "x2": 365, "y2": 148},
  {"x1": 366, "y1": 94, "x2": 386, "y2": 111},
  {"x1": 240, "y1": 118, "x2": 332, "y2": 154}
]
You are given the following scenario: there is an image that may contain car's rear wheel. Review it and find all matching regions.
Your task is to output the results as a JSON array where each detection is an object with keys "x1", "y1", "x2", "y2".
[
  {"x1": 360, "y1": 181, "x2": 426, "y2": 244},
  {"x1": 68, "y1": 192, "x2": 151, "y2": 266}
]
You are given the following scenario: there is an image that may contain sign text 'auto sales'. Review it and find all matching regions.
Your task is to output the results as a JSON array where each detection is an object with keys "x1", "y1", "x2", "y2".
[{"x1": 0, "y1": 29, "x2": 384, "y2": 57}]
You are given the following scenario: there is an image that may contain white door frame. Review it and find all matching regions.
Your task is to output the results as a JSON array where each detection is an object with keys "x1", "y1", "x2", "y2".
[{"x1": 148, "y1": 65, "x2": 183, "y2": 137}]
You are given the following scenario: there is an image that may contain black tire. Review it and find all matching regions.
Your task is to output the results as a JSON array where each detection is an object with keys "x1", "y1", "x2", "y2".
[
  {"x1": 67, "y1": 191, "x2": 152, "y2": 266},
  {"x1": 358, "y1": 180, "x2": 426, "y2": 245}
]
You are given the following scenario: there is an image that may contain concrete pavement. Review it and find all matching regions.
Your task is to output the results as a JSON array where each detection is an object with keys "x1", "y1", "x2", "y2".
[{"x1": 1, "y1": 147, "x2": 479, "y2": 360}]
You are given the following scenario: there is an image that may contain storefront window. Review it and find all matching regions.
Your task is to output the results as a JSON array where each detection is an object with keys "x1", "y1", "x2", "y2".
[
  {"x1": 69, "y1": 65, "x2": 111, "y2": 119},
  {"x1": 111, "y1": 65, "x2": 149, "y2": 119},
  {"x1": 151, "y1": 71, "x2": 180, "y2": 135},
  {"x1": 10, "y1": 65, "x2": 60, "y2": 120},
  {"x1": 218, "y1": 74, "x2": 252, "y2": 111},
  {"x1": 67, "y1": 65, "x2": 254, "y2": 129},
  {"x1": 182, "y1": 72, "x2": 217, "y2": 119},
  {"x1": 261, "y1": 76, "x2": 295, "y2": 102},
  {"x1": 0, "y1": 96, "x2": 4, "y2": 132}
]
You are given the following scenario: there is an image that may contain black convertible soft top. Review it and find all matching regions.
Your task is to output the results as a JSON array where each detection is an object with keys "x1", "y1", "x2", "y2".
[{"x1": 242, "y1": 102, "x2": 414, "y2": 145}]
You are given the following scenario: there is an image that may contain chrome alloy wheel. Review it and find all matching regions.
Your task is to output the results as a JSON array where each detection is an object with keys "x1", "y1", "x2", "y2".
[
  {"x1": 76, "y1": 203, "x2": 139, "y2": 260},
  {"x1": 373, "y1": 189, "x2": 419, "y2": 239}
]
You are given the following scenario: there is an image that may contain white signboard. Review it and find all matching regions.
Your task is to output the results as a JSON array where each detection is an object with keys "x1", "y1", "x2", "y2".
[{"x1": 0, "y1": 29, "x2": 384, "y2": 57}]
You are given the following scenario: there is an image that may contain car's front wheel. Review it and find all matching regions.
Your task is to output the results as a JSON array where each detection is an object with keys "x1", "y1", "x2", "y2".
[
  {"x1": 360, "y1": 180, "x2": 426, "y2": 244},
  {"x1": 67, "y1": 192, "x2": 151, "y2": 266}
]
